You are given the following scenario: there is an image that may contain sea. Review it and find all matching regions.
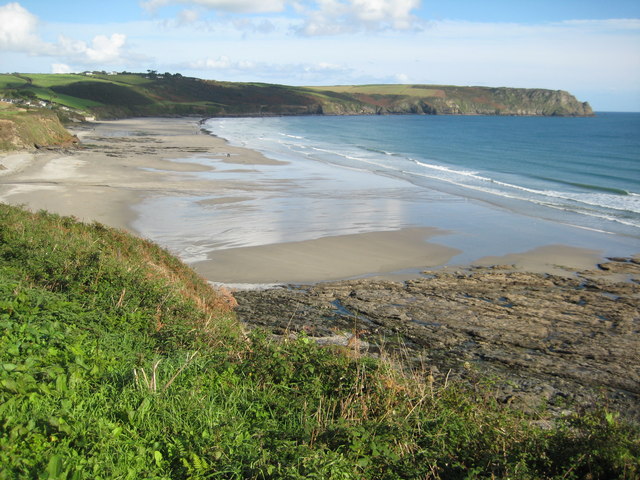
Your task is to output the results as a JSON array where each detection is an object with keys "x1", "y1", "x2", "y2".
[
  {"x1": 134, "y1": 113, "x2": 640, "y2": 270},
  {"x1": 204, "y1": 113, "x2": 639, "y2": 234}
]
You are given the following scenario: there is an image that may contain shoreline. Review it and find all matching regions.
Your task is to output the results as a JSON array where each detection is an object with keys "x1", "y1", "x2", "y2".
[
  {"x1": 0, "y1": 116, "x2": 637, "y2": 286},
  {"x1": 1, "y1": 116, "x2": 638, "y2": 417}
]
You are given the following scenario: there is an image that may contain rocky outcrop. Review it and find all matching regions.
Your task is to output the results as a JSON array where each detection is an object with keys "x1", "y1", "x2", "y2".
[
  {"x1": 426, "y1": 88, "x2": 594, "y2": 116},
  {"x1": 235, "y1": 259, "x2": 639, "y2": 419}
]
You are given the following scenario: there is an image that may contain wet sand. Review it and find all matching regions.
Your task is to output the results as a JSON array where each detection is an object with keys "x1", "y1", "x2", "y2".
[
  {"x1": 0, "y1": 117, "x2": 633, "y2": 286},
  {"x1": 193, "y1": 227, "x2": 461, "y2": 284},
  {"x1": 0, "y1": 117, "x2": 279, "y2": 231},
  {"x1": 0, "y1": 118, "x2": 463, "y2": 283}
]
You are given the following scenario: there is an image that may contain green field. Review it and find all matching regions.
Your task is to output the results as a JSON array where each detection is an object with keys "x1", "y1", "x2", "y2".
[{"x1": 305, "y1": 84, "x2": 445, "y2": 98}]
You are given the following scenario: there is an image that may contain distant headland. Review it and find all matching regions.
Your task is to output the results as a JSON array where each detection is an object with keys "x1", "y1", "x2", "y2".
[{"x1": 1, "y1": 71, "x2": 593, "y2": 121}]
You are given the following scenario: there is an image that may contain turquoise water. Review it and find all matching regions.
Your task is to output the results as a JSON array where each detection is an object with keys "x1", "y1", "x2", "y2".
[{"x1": 205, "y1": 113, "x2": 640, "y2": 240}]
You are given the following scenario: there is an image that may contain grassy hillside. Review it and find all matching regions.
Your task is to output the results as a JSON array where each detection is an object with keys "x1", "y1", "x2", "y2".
[
  {"x1": 0, "y1": 203, "x2": 638, "y2": 478},
  {"x1": 0, "y1": 102, "x2": 78, "y2": 151},
  {"x1": 0, "y1": 72, "x2": 593, "y2": 120}
]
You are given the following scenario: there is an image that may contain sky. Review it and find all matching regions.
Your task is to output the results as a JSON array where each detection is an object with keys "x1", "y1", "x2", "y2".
[{"x1": 1, "y1": 1, "x2": 639, "y2": 111}]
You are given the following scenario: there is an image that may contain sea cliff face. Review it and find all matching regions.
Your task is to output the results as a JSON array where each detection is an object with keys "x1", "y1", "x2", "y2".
[{"x1": 310, "y1": 86, "x2": 594, "y2": 117}]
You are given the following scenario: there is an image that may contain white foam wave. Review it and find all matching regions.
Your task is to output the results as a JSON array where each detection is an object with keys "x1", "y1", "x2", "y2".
[
  {"x1": 412, "y1": 159, "x2": 640, "y2": 215},
  {"x1": 281, "y1": 133, "x2": 304, "y2": 140},
  {"x1": 299, "y1": 142, "x2": 640, "y2": 221},
  {"x1": 410, "y1": 170, "x2": 640, "y2": 229},
  {"x1": 203, "y1": 116, "x2": 640, "y2": 233},
  {"x1": 414, "y1": 159, "x2": 485, "y2": 179},
  {"x1": 308, "y1": 146, "x2": 396, "y2": 171}
]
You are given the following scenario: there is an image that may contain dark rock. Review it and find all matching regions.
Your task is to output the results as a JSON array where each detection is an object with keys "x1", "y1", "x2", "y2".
[{"x1": 235, "y1": 267, "x2": 640, "y2": 420}]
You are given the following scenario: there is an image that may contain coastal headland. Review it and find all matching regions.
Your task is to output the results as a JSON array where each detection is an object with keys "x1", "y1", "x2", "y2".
[
  {"x1": 0, "y1": 72, "x2": 593, "y2": 119},
  {"x1": 0, "y1": 116, "x2": 638, "y2": 420}
]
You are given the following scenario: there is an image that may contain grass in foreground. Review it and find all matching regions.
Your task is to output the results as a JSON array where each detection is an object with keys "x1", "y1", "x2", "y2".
[{"x1": 0, "y1": 204, "x2": 638, "y2": 479}]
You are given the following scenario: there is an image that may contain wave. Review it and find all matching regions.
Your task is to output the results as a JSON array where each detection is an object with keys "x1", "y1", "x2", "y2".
[
  {"x1": 534, "y1": 202, "x2": 640, "y2": 230},
  {"x1": 541, "y1": 191, "x2": 640, "y2": 214},
  {"x1": 284, "y1": 138, "x2": 640, "y2": 220},
  {"x1": 413, "y1": 159, "x2": 487, "y2": 180},
  {"x1": 410, "y1": 158, "x2": 640, "y2": 215},
  {"x1": 360, "y1": 145, "x2": 401, "y2": 157},
  {"x1": 471, "y1": 180, "x2": 640, "y2": 215},
  {"x1": 307, "y1": 146, "x2": 398, "y2": 171},
  {"x1": 410, "y1": 169, "x2": 640, "y2": 229},
  {"x1": 204, "y1": 116, "x2": 640, "y2": 234},
  {"x1": 532, "y1": 175, "x2": 632, "y2": 196}
]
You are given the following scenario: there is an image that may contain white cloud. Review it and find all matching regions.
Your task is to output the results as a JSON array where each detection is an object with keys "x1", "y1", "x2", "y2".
[
  {"x1": 232, "y1": 18, "x2": 277, "y2": 34},
  {"x1": 141, "y1": 0, "x2": 422, "y2": 34},
  {"x1": 86, "y1": 34, "x2": 127, "y2": 62},
  {"x1": 142, "y1": 0, "x2": 286, "y2": 14},
  {"x1": 178, "y1": 9, "x2": 200, "y2": 23},
  {"x1": 351, "y1": 0, "x2": 420, "y2": 28},
  {"x1": 181, "y1": 53, "x2": 353, "y2": 83},
  {"x1": 561, "y1": 18, "x2": 640, "y2": 30},
  {"x1": 188, "y1": 56, "x2": 255, "y2": 70},
  {"x1": 0, "y1": 2, "x2": 47, "y2": 52},
  {"x1": 51, "y1": 63, "x2": 73, "y2": 74},
  {"x1": 193, "y1": 0, "x2": 286, "y2": 12},
  {"x1": 299, "y1": 0, "x2": 422, "y2": 35},
  {"x1": 57, "y1": 33, "x2": 127, "y2": 64},
  {"x1": 0, "y1": 3, "x2": 130, "y2": 66},
  {"x1": 310, "y1": 62, "x2": 344, "y2": 71}
]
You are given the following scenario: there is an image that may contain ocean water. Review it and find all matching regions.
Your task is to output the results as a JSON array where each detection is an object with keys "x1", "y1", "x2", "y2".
[
  {"x1": 204, "y1": 113, "x2": 640, "y2": 240},
  {"x1": 132, "y1": 113, "x2": 639, "y2": 274}
]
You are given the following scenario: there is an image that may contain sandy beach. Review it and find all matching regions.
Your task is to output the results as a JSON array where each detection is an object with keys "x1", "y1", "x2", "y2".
[
  {"x1": 0, "y1": 117, "x2": 278, "y2": 231},
  {"x1": 0, "y1": 117, "x2": 636, "y2": 286}
]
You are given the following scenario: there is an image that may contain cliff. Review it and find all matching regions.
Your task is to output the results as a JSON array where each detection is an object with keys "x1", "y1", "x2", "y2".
[
  {"x1": 307, "y1": 85, "x2": 594, "y2": 116},
  {"x1": 0, "y1": 103, "x2": 78, "y2": 151}
]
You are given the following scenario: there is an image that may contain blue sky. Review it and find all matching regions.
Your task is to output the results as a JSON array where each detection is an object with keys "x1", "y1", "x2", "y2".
[{"x1": 1, "y1": 1, "x2": 639, "y2": 111}]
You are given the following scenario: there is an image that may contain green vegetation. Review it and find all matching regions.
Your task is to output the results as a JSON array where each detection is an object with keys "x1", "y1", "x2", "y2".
[
  {"x1": 0, "y1": 103, "x2": 77, "y2": 151},
  {"x1": 0, "y1": 203, "x2": 637, "y2": 478},
  {"x1": 305, "y1": 84, "x2": 444, "y2": 98},
  {"x1": 0, "y1": 72, "x2": 593, "y2": 120}
]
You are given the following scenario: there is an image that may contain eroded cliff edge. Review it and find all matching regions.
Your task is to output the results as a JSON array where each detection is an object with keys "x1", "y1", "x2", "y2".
[{"x1": 0, "y1": 104, "x2": 78, "y2": 151}]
